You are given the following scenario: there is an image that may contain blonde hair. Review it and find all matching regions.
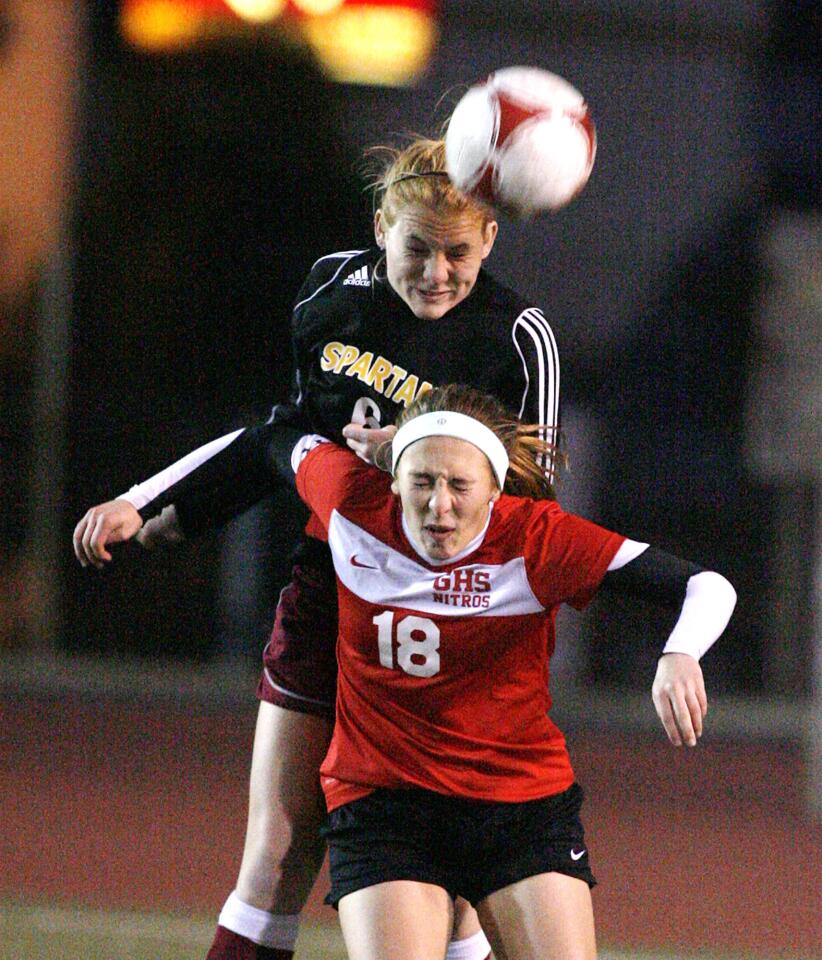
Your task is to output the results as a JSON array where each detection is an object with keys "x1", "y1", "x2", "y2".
[
  {"x1": 378, "y1": 384, "x2": 564, "y2": 500},
  {"x1": 364, "y1": 138, "x2": 493, "y2": 229}
]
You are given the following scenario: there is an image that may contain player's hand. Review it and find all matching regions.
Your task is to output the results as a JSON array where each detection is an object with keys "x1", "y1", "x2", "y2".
[
  {"x1": 73, "y1": 499, "x2": 144, "y2": 569},
  {"x1": 342, "y1": 423, "x2": 397, "y2": 465},
  {"x1": 652, "y1": 653, "x2": 708, "y2": 747}
]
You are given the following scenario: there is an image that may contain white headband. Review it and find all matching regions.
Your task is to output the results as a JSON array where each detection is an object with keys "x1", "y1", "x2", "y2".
[{"x1": 391, "y1": 411, "x2": 509, "y2": 488}]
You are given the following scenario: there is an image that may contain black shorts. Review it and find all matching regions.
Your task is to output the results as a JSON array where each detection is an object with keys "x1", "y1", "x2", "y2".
[{"x1": 322, "y1": 782, "x2": 595, "y2": 908}]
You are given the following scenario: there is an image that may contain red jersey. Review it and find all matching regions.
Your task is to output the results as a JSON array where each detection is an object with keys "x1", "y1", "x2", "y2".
[{"x1": 295, "y1": 440, "x2": 624, "y2": 812}]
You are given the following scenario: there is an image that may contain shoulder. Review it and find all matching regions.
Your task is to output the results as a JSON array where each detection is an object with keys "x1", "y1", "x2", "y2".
[
  {"x1": 491, "y1": 494, "x2": 560, "y2": 537},
  {"x1": 490, "y1": 495, "x2": 623, "y2": 607},
  {"x1": 470, "y1": 271, "x2": 558, "y2": 343},
  {"x1": 294, "y1": 248, "x2": 375, "y2": 312},
  {"x1": 492, "y1": 495, "x2": 613, "y2": 551},
  {"x1": 472, "y1": 269, "x2": 533, "y2": 318},
  {"x1": 298, "y1": 440, "x2": 393, "y2": 510}
]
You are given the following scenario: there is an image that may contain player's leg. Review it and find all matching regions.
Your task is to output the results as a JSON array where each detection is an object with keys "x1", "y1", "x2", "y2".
[
  {"x1": 206, "y1": 559, "x2": 337, "y2": 960},
  {"x1": 339, "y1": 880, "x2": 453, "y2": 960},
  {"x1": 476, "y1": 871, "x2": 596, "y2": 960},
  {"x1": 454, "y1": 783, "x2": 595, "y2": 960},
  {"x1": 206, "y1": 703, "x2": 331, "y2": 960},
  {"x1": 449, "y1": 898, "x2": 492, "y2": 960},
  {"x1": 324, "y1": 788, "x2": 466, "y2": 960},
  {"x1": 236, "y1": 702, "x2": 331, "y2": 910}
]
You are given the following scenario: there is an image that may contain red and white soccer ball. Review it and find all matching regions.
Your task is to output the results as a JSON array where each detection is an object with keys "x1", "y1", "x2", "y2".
[{"x1": 445, "y1": 66, "x2": 597, "y2": 219}]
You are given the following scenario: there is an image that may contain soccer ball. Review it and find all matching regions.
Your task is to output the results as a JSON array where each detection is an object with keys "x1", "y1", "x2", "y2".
[{"x1": 444, "y1": 66, "x2": 597, "y2": 219}]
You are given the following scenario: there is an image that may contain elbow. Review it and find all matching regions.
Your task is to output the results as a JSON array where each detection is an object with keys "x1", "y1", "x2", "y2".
[
  {"x1": 696, "y1": 570, "x2": 737, "y2": 624},
  {"x1": 715, "y1": 571, "x2": 737, "y2": 614},
  {"x1": 723, "y1": 575, "x2": 738, "y2": 623}
]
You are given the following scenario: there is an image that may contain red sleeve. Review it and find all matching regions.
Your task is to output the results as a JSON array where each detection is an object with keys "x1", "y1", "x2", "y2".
[
  {"x1": 524, "y1": 503, "x2": 625, "y2": 610},
  {"x1": 295, "y1": 442, "x2": 389, "y2": 533}
]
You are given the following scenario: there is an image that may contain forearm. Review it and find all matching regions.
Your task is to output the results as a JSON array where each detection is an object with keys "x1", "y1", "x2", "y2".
[
  {"x1": 120, "y1": 424, "x2": 284, "y2": 537},
  {"x1": 662, "y1": 571, "x2": 737, "y2": 660},
  {"x1": 119, "y1": 430, "x2": 243, "y2": 516},
  {"x1": 605, "y1": 541, "x2": 736, "y2": 747}
]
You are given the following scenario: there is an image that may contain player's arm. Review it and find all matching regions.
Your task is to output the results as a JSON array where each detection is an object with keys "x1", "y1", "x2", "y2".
[
  {"x1": 72, "y1": 417, "x2": 299, "y2": 568},
  {"x1": 602, "y1": 541, "x2": 737, "y2": 748},
  {"x1": 73, "y1": 257, "x2": 346, "y2": 568}
]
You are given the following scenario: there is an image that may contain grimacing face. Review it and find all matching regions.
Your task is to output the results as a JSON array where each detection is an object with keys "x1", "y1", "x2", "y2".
[
  {"x1": 392, "y1": 435, "x2": 500, "y2": 561},
  {"x1": 374, "y1": 203, "x2": 498, "y2": 320}
]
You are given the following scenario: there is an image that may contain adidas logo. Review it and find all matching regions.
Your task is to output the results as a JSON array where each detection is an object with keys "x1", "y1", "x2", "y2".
[{"x1": 343, "y1": 265, "x2": 370, "y2": 287}]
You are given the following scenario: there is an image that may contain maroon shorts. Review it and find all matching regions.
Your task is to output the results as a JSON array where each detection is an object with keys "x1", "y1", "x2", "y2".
[{"x1": 257, "y1": 558, "x2": 338, "y2": 719}]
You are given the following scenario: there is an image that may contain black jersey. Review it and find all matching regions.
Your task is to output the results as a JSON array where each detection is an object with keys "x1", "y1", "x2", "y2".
[
  {"x1": 284, "y1": 247, "x2": 559, "y2": 436},
  {"x1": 123, "y1": 247, "x2": 559, "y2": 533}
]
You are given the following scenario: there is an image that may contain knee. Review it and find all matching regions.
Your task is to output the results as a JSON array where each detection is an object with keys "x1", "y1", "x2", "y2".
[{"x1": 245, "y1": 790, "x2": 326, "y2": 862}]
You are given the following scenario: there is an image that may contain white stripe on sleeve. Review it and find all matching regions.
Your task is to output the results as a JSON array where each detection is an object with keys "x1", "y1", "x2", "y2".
[
  {"x1": 119, "y1": 429, "x2": 244, "y2": 510},
  {"x1": 512, "y1": 308, "x2": 560, "y2": 429}
]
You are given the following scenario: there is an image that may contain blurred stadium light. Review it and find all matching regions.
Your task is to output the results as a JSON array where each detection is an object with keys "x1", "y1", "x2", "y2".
[{"x1": 119, "y1": 0, "x2": 438, "y2": 85}]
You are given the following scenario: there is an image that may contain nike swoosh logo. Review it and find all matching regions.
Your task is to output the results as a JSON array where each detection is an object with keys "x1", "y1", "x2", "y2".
[
  {"x1": 570, "y1": 848, "x2": 586, "y2": 861},
  {"x1": 350, "y1": 555, "x2": 378, "y2": 569}
]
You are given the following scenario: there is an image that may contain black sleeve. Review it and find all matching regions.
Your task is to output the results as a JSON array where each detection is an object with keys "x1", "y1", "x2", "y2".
[
  {"x1": 601, "y1": 546, "x2": 704, "y2": 606},
  {"x1": 264, "y1": 424, "x2": 308, "y2": 486},
  {"x1": 143, "y1": 421, "x2": 305, "y2": 538},
  {"x1": 139, "y1": 424, "x2": 274, "y2": 536}
]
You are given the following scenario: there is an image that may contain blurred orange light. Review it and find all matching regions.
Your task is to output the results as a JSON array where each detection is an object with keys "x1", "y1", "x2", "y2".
[
  {"x1": 291, "y1": 0, "x2": 345, "y2": 14},
  {"x1": 120, "y1": 0, "x2": 438, "y2": 85},
  {"x1": 224, "y1": 0, "x2": 286, "y2": 22},
  {"x1": 121, "y1": 0, "x2": 207, "y2": 50},
  {"x1": 303, "y1": 3, "x2": 436, "y2": 85}
]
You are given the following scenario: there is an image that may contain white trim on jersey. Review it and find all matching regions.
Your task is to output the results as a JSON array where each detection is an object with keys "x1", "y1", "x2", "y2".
[
  {"x1": 607, "y1": 539, "x2": 649, "y2": 570},
  {"x1": 290, "y1": 434, "x2": 330, "y2": 474},
  {"x1": 327, "y1": 509, "x2": 544, "y2": 617},
  {"x1": 291, "y1": 250, "x2": 368, "y2": 408},
  {"x1": 119, "y1": 429, "x2": 244, "y2": 510},
  {"x1": 309, "y1": 249, "x2": 367, "y2": 271},
  {"x1": 293, "y1": 250, "x2": 367, "y2": 313},
  {"x1": 512, "y1": 308, "x2": 560, "y2": 429}
]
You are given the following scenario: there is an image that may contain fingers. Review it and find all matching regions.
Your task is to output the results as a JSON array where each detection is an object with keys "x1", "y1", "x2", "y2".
[
  {"x1": 341, "y1": 423, "x2": 397, "y2": 464},
  {"x1": 73, "y1": 512, "x2": 99, "y2": 568},
  {"x1": 654, "y1": 690, "x2": 687, "y2": 747},
  {"x1": 342, "y1": 423, "x2": 398, "y2": 443},
  {"x1": 652, "y1": 654, "x2": 707, "y2": 748},
  {"x1": 73, "y1": 510, "x2": 115, "y2": 569},
  {"x1": 341, "y1": 424, "x2": 369, "y2": 444},
  {"x1": 72, "y1": 501, "x2": 142, "y2": 569}
]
